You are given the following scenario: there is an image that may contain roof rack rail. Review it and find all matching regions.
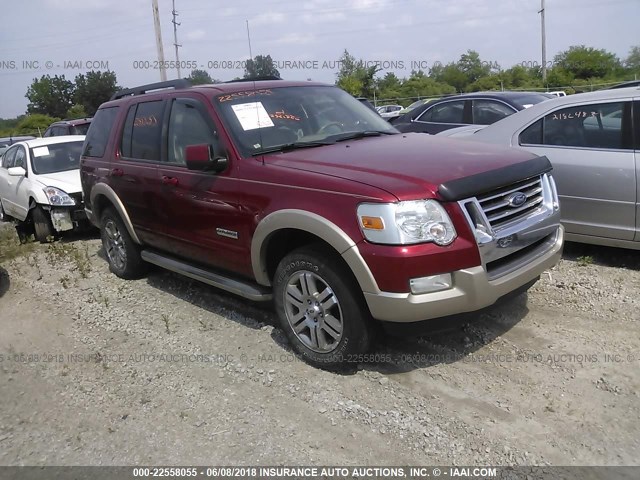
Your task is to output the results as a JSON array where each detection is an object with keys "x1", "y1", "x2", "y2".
[
  {"x1": 225, "y1": 76, "x2": 282, "y2": 83},
  {"x1": 110, "y1": 79, "x2": 192, "y2": 100}
]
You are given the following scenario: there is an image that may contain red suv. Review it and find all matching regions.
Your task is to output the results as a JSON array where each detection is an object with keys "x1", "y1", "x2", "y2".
[{"x1": 81, "y1": 79, "x2": 563, "y2": 369}]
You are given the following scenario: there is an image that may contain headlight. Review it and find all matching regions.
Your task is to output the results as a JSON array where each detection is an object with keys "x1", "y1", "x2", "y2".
[
  {"x1": 357, "y1": 200, "x2": 457, "y2": 246},
  {"x1": 43, "y1": 187, "x2": 76, "y2": 206}
]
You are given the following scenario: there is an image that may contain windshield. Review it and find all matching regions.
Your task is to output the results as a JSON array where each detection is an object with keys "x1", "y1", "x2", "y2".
[
  {"x1": 213, "y1": 85, "x2": 397, "y2": 157},
  {"x1": 70, "y1": 123, "x2": 91, "y2": 135},
  {"x1": 30, "y1": 141, "x2": 83, "y2": 174}
]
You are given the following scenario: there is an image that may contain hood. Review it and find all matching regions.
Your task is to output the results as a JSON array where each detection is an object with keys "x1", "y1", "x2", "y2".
[
  {"x1": 264, "y1": 133, "x2": 538, "y2": 201},
  {"x1": 34, "y1": 169, "x2": 81, "y2": 194}
]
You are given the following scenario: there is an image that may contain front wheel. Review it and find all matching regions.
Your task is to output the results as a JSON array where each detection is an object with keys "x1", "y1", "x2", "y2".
[
  {"x1": 32, "y1": 206, "x2": 55, "y2": 243},
  {"x1": 273, "y1": 245, "x2": 372, "y2": 370},
  {"x1": 100, "y1": 208, "x2": 147, "y2": 279}
]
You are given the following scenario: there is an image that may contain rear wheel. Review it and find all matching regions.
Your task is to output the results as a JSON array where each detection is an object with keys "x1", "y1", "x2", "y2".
[
  {"x1": 100, "y1": 207, "x2": 147, "y2": 279},
  {"x1": 273, "y1": 245, "x2": 372, "y2": 370},
  {"x1": 32, "y1": 206, "x2": 55, "y2": 243}
]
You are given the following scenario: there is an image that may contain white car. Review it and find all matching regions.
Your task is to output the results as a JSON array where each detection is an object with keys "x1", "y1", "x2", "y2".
[
  {"x1": 376, "y1": 104, "x2": 403, "y2": 119},
  {"x1": 0, "y1": 136, "x2": 87, "y2": 242}
]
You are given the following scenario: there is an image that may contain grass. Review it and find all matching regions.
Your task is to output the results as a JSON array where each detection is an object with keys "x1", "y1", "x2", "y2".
[
  {"x1": 576, "y1": 255, "x2": 594, "y2": 267},
  {"x1": 0, "y1": 225, "x2": 37, "y2": 264}
]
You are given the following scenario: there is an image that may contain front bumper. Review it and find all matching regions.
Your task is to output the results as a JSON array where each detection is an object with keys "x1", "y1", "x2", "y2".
[
  {"x1": 46, "y1": 205, "x2": 88, "y2": 232},
  {"x1": 364, "y1": 226, "x2": 563, "y2": 323}
]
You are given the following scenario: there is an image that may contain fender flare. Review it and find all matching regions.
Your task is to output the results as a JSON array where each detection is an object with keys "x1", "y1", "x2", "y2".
[
  {"x1": 251, "y1": 209, "x2": 379, "y2": 293},
  {"x1": 89, "y1": 183, "x2": 142, "y2": 244}
]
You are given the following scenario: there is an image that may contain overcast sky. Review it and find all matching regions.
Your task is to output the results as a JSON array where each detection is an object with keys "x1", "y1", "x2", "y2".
[{"x1": 0, "y1": 0, "x2": 638, "y2": 118}]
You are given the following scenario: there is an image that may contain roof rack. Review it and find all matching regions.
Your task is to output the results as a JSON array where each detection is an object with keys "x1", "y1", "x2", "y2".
[
  {"x1": 224, "y1": 76, "x2": 282, "y2": 83},
  {"x1": 110, "y1": 79, "x2": 192, "y2": 100}
]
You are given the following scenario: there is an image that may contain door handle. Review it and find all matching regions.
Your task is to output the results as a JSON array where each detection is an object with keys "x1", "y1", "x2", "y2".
[
  {"x1": 162, "y1": 176, "x2": 179, "y2": 186},
  {"x1": 110, "y1": 168, "x2": 124, "y2": 177}
]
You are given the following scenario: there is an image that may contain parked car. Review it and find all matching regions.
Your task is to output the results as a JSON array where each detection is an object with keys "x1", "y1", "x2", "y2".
[
  {"x1": 0, "y1": 136, "x2": 88, "y2": 241},
  {"x1": 438, "y1": 87, "x2": 640, "y2": 250},
  {"x1": 43, "y1": 118, "x2": 92, "y2": 137},
  {"x1": 376, "y1": 104, "x2": 403, "y2": 119},
  {"x1": 393, "y1": 92, "x2": 555, "y2": 134},
  {"x1": 0, "y1": 136, "x2": 36, "y2": 158},
  {"x1": 355, "y1": 97, "x2": 378, "y2": 113},
  {"x1": 81, "y1": 79, "x2": 563, "y2": 369},
  {"x1": 607, "y1": 80, "x2": 640, "y2": 90}
]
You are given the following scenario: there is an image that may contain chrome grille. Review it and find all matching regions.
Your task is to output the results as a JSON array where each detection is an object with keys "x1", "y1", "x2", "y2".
[{"x1": 476, "y1": 176, "x2": 544, "y2": 230}]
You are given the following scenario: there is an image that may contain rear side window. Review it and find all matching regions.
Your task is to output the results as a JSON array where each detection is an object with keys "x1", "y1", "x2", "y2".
[
  {"x1": 472, "y1": 100, "x2": 515, "y2": 125},
  {"x1": 83, "y1": 107, "x2": 119, "y2": 157},
  {"x1": 121, "y1": 100, "x2": 165, "y2": 161},
  {"x1": 520, "y1": 102, "x2": 632, "y2": 150}
]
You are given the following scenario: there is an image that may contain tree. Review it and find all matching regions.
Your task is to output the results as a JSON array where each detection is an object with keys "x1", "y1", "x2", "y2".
[
  {"x1": 26, "y1": 75, "x2": 75, "y2": 118},
  {"x1": 15, "y1": 114, "x2": 59, "y2": 136},
  {"x1": 66, "y1": 104, "x2": 88, "y2": 119},
  {"x1": 625, "y1": 46, "x2": 640, "y2": 73},
  {"x1": 553, "y1": 46, "x2": 622, "y2": 79},
  {"x1": 74, "y1": 71, "x2": 119, "y2": 116},
  {"x1": 244, "y1": 55, "x2": 280, "y2": 79},
  {"x1": 335, "y1": 50, "x2": 380, "y2": 97},
  {"x1": 186, "y1": 69, "x2": 216, "y2": 85}
]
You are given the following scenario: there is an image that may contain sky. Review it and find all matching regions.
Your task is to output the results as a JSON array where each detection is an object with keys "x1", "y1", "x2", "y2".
[{"x1": 0, "y1": 0, "x2": 638, "y2": 119}]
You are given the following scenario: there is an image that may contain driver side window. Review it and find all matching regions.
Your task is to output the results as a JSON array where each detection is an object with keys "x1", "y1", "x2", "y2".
[
  {"x1": 167, "y1": 98, "x2": 219, "y2": 165},
  {"x1": 2, "y1": 147, "x2": 17, "y2": 169},
  {"x1": 14, "y1": 147, "x2": 26, "y2": 169}
]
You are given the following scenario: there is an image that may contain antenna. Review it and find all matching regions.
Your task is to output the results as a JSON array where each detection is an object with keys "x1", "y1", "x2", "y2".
[{"x1": 246, "y1": 20, "x2": 254, "y2": 61}]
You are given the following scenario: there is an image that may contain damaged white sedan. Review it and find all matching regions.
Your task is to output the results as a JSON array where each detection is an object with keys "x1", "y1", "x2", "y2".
[{"x1": 0, "y1": 136, "x2": 89, "y2": 242}]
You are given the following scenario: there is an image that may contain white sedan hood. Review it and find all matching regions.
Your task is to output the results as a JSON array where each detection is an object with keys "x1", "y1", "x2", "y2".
[{"x1": 34, "y1": 169, "x2": 82, "y2": 194}]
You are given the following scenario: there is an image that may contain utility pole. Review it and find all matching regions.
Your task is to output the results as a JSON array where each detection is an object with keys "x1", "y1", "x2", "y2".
[
  {"x1": 151, "y1": 0, "x2": 167, "y2": 81},
  {"x1": 540, "y1": 0, "x2": 547, "y2": 83},
  {"x1": 172, "y1": 0, "x2": 182, "y2": 78}
]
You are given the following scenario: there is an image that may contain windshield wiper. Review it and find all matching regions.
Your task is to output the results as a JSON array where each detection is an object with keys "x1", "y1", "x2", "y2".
[
  {"x1": 332, "y1": 130, "x2": 396, "y2": 143},
  {"x1": 252, "y1": 140, "x2": 335, "y2": 156}
]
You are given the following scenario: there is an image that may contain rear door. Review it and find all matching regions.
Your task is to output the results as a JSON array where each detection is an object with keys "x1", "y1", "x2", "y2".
[
  {"x1": 113, "y1": 99, "x2": 168, "y2": 248},
  {"x1": 519, "y1": 99, "x2": 636, "y2": 241}
]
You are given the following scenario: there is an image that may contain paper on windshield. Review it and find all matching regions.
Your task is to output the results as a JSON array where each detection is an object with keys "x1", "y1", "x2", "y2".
[
  {"x1": 231, "y1": 102, "x2": 274, "y2": 131},
  {"x1": 32, "y1": 146, "x2": 50, "y2": 157}
]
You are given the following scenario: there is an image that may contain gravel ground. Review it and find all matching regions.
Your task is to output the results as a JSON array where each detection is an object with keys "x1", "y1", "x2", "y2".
[{"x1": 0, "y1": 224, "x2": 638, "y2": 467}]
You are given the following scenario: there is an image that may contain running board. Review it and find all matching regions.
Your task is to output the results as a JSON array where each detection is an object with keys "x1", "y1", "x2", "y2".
[{"x1": 141, "y1": 250, "x2": 272, "y2": 302}]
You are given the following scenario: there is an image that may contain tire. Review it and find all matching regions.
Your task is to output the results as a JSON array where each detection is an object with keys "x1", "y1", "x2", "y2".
[
  {"x1": 32, "y1": 206, "x2": 55, "y2": 243},
  {"x1": 100, "y1": 207, "x2": 147, "y2": 279},
  {"x1": 0, "y1": 200, "x2": 8, "y2": 222},
  {"x1": 273, "y1": 244, "x2": 372, "y2": 370}
]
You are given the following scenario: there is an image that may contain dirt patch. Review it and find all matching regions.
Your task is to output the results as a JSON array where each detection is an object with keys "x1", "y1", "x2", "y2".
[{"x1": 0, "y1": 224, "x2": 638, "y2": 465}]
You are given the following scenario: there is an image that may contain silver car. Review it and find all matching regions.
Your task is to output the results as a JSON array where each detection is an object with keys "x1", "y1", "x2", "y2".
[{"x1": 438, "y1": 87, "x2": 640, "y2": 250}]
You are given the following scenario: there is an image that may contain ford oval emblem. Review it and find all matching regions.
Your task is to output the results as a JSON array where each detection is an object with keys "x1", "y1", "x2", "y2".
[{"x1": 507, "y1": 192, "x2": 527, "y2": 208}]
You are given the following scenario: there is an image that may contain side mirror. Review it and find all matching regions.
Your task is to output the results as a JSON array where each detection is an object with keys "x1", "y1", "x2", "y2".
[
  {"x1": 8, "y1": 166, "x2": 26, "y2": 177},
  {"x1": 185, "y1": 144, "x2": 228, "y2": 173}
]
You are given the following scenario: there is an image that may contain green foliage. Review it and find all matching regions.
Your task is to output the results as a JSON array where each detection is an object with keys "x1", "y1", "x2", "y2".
[
  {"x1": 66, "y1": 104, "x2": 88, "y2": 119},
  {"x1": 625, "y1": 45, "x2": 640, "y2": 73},
  {"x1": 244, "y1": 55, "x2": 280, "y2": 79},
  {"x1": 186, "y1": 69, "x2": 217, "y2": 85},
  {"x1": 336, "y1": 50, "x2": 380, "y2": 98},
  {"x1": 74, "y1": 71, "x2": 118, "y2": 116},
  {"x1": 26, "y1": 75, "x2": 75, "y2": 118},
  {"x1": 15, "y1": 114, "x2": 59, "y2": 136},
  {"x1": 553, "y1": 45, "x2": 622, "y2": 79}
]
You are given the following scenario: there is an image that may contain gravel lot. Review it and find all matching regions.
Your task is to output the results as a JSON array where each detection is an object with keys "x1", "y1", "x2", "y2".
[{"x1": 0, "y1": 223, "x2": 638, "y2": 467}]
